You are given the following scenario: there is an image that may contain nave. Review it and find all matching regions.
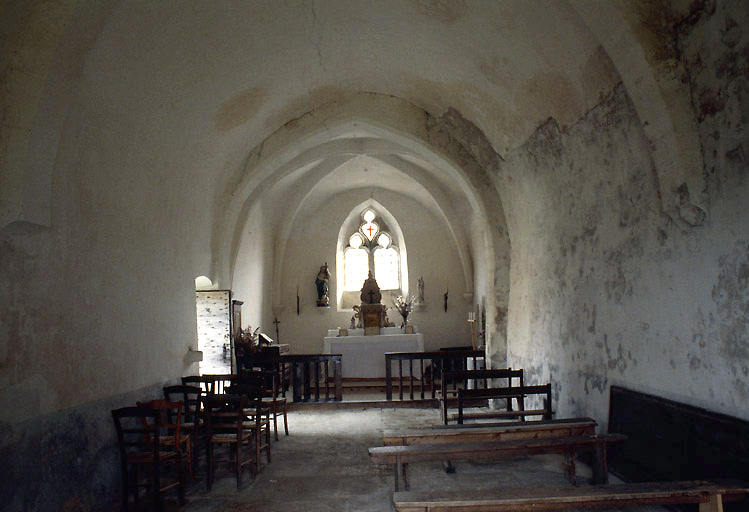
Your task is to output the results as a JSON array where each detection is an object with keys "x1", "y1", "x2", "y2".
[{"x1": 176, "y1": 408, "x2": 654, "y2": 512}]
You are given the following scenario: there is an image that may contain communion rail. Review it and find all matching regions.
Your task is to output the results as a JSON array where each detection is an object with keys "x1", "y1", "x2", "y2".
[
  {"x1": 385, "y1": 350, "x2": 485, "y2": 401},
  {"x1": 280, "y1": 354, "x2": 343, "y2": 402}
]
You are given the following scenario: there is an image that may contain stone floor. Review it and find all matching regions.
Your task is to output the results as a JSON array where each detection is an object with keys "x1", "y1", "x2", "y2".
[{"x1": 166, "y1": 407, "x2": 666, "y2": 512}]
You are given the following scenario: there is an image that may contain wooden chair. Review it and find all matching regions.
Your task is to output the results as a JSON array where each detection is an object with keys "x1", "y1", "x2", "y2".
[
  {"x1": 111, "y1": 406, "x2": 185, "y2": 511},
  {"x1": 163, "y1": 384, "x2": 206, "y2": 478},
  {"x1": 234, "y1": 373, "x2": 273, "y2": 466},
  {"x1": 202, "y1": 373, "x2": 237, "y2": 395},
  {"x1": 239, "y1": 350, "x2": 289, "y2": 440},
  {"x1": 181, "y1": 375, "x2": 209, "y2": 394},
  {"x1": 203, "y1": 392, "x2": 270, "y2": 489},
  {"x1": 182, "y1": 374, "x2": 237, "y2": 396},
  {"x1": 136, "y1": 399, "x2": 193, "y2": 481}
]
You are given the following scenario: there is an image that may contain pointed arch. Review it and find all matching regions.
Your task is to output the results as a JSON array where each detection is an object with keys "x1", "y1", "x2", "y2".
[{"x1": 335, "y1": 199, "x2": 409, "y2": 310}]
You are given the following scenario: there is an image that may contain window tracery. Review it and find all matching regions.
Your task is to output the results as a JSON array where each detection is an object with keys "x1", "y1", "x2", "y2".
[{"x1": 343, "y1": 209, "x2": 400, "y2": 291}]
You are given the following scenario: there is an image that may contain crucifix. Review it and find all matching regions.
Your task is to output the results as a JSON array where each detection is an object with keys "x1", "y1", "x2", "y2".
[
  {"x1": 273, "y1": 317, "x2": 280, "y2": 343},
  {"x1": 366, "y1": 225, "x2": 375, "y2": 238},
  {"x1": 444, "y1": 277, "x2": 448, "y2": 312},
  {"x1": 368, "y1": 289, "x2": 376, "y2": 304}
]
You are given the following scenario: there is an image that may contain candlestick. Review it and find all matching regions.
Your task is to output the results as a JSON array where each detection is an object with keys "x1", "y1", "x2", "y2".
[{"x1": 470, "y1": 313, "x2": 477, "y2": 349}]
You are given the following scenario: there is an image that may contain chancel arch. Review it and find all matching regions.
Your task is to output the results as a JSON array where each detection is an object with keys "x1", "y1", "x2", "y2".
[
  {"x1": 213, "y1": 94, "x2": 498, "y2": 286},
  {"x1": 221, "y1": 96, "x2": 510, "y2": 360},
  {"x1": 221, "y1": 96, "x2": 511, "y2": 363}
]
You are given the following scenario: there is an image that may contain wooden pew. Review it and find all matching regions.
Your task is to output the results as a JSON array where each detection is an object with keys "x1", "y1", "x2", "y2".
[
  {"x1": 369, "y1": 433, "x2": 627, "y2": 491},
  {"x1": 393, "y1": 480, "x2": 749, "y2": 512},
  {"x1": 439, "y1": 369, "x2": 523, "y2": 425},
  {"x1": 383, "y1": 417, "x2": 597, "y2": 446},
  {"x1": 454, "y1": 383, "x2": 552, "y2": 424}
]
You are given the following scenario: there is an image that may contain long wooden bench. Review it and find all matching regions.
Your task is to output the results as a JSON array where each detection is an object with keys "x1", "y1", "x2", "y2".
[
  {"x1": 438, "y1": 369, "x2": 523, "y2": 424},
  {"x1": 393, "y1": 480, "x2": 749, "y2": 512},
  {"x1": 383, "y1": 417, "x2": 597, "y2": 446},
  {"x1": 369, "y1": 433, "x2": 626, "y2": 491},
  {"x1": 454, "y1": 383, "x2": 553, "y2": 424}
]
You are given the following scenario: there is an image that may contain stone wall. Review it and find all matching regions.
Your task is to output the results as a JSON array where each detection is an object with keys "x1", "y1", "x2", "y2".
[
  {"x1": 0, "y1": 380, "x2": 171, "y2": 511},
  {"x1": 501, "y1": 0, "x2": 749, "y2": 427}
]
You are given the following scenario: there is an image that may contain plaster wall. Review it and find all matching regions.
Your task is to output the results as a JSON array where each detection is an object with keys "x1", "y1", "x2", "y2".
[
  {"x1": 231, "y1": 198, "x2": 273, "y2": 334},
  {"x1": 0, "y1": 101, "x2": 205, "y2": 425},
  {"x1": 502, "y1": 74, "x2": 748, "y2": 427},
  {"x1": 265, "y1": 189, "x2": 473, "y2": 355},
  {"x1": 1, "y1": 54, "x2": 213, "y2": 509}
]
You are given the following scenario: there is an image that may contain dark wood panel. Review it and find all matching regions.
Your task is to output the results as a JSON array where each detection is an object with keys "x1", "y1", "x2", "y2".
[{"x1": 608, "y1": 385, "x2": 749, "y2": 511}]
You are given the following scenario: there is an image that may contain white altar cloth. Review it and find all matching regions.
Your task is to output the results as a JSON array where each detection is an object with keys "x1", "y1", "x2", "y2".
[{"x1": 323, "y1": 327, "x2": 424, "y2": 378}]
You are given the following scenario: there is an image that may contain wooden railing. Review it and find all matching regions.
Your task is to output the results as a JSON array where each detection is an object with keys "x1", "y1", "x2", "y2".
[
  {"x1": 280, "y1": 354, "x2": 342, "y2": 402},
  {"x1": 384, "y1": 350, "x2": 485, "y2": 400}
]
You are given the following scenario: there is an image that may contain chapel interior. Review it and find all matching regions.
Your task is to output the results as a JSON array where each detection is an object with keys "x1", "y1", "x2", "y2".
[{"x1": 2, "y1": 0, "x2": 748, "y2": 510}]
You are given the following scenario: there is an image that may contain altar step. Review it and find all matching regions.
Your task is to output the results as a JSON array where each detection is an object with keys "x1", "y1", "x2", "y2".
[{"x1": 340, "y1": 378, "x2": 439, "y2": 394}]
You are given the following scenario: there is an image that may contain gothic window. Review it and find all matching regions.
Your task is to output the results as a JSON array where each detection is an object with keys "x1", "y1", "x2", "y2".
[
  {"x1": 374, "y1": 234, "x2": 399, "y2": 290},
  {"x1": 344, "y1": 234, "x2": 369, "y2": 291},
  {"x1": 343, "y1": 209, "x2": 400, "y2": 291}
]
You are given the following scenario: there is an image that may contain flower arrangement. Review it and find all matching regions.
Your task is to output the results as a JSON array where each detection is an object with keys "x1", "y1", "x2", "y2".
[{"x1": 392, "y1": 295, "x2": 415, "y2": 327}]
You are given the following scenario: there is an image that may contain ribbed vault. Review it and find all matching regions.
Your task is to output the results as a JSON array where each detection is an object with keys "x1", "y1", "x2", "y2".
[{"x1": 212, "y1": 93, "x2": 509, "y2": 353}]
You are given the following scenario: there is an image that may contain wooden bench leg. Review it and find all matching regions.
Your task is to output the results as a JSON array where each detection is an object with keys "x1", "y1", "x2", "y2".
[
  {"x1": 592, "y1": 442, "x2": 609, "y2": 484},
  {"x1": 699, "y1": 494, "x2": 724, "y2": 512},
  {"x1": 393, "y1": 463, "x2": 400, "y2": 492},
  {"x1": 563, "y1": 448, "x2": 577, "y2": 486},
  {"x1": 393, "y1": 456, "x2": 410, "y2": 492}
]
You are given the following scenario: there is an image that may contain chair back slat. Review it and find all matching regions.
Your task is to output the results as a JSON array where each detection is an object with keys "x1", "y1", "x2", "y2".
[
  {"x1": 164, "y1": 384, "x2": 203, "y2": 423},
  {"x1": 111, "y1": 406, "x2": 161, "y2": 470}
]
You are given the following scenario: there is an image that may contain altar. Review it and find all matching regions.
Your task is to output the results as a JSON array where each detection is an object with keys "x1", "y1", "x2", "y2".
[{"x1": 323, "y1": 327, "x2": 424, "y2": 378}]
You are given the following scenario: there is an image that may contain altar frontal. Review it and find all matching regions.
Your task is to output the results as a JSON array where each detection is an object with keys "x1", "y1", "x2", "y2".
[{"x1": 324, "y1": 273, "x2": 424, "y2": 378}]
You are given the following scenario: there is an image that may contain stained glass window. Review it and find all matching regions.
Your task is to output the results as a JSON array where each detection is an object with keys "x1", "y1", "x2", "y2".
[{"x1": 343, "y1": 210, "x2": 401, "y2": 292}]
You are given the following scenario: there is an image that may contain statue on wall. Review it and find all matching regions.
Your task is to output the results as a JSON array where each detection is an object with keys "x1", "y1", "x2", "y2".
[
  {"x1": 315, "y1": 263, "x2": 330, "y2": 307},
  {"x1": 417, "y1": 276, "x2": 425, "y2": 304}
]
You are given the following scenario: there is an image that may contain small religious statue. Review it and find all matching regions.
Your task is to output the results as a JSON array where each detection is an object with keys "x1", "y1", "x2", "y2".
[
  {"x1": 412, "y1": 276, "x2": 425, "y2": 311},
  {"x1": 315, "y1": 263, "x2": 330, "y2": 307}
]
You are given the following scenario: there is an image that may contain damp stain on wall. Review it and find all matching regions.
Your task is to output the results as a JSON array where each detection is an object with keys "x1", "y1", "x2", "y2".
[
  {"x1": 215, "y1": 87, "x2": 267, "y2": 132},
  {"x1": 712, "y1": 241, "x2": 749, "y2": 378}
]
